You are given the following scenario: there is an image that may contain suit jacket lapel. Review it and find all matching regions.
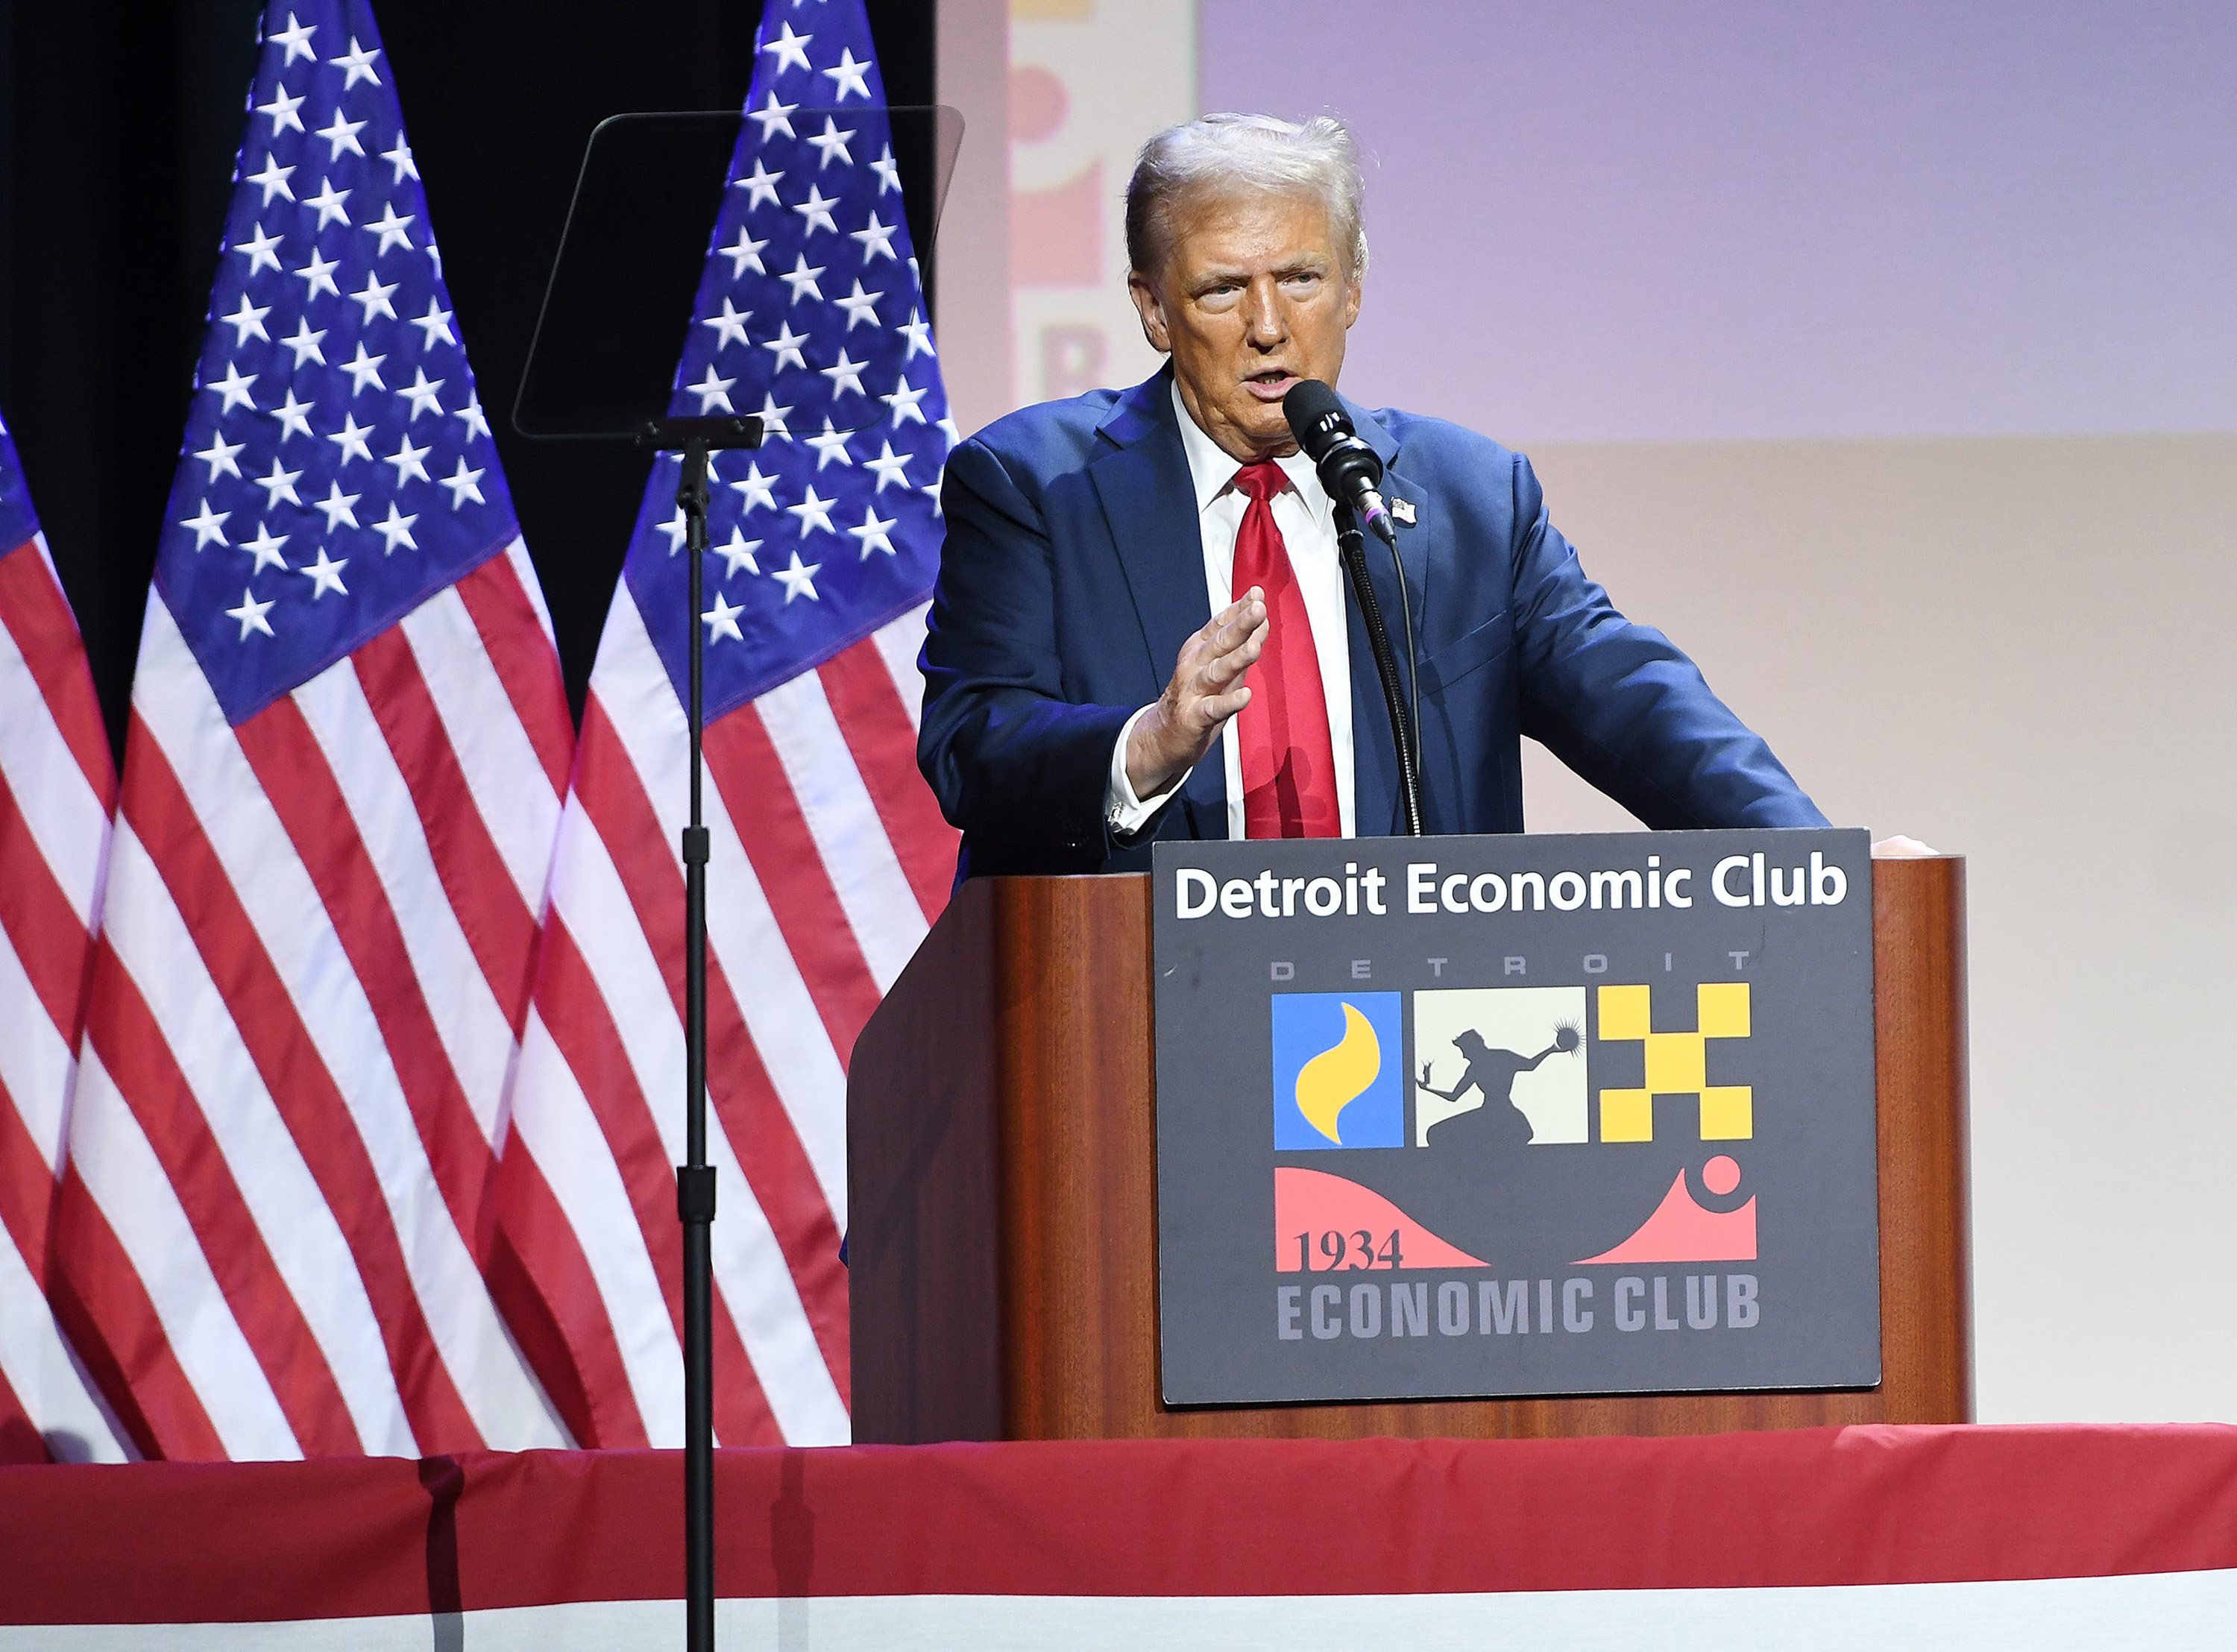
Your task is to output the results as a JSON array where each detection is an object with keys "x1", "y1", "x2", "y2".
[
  {"x1": 1336, "y1": 395, "x2": 1427, "y2": 836},
  {"x1": 1089, "y1": 366, "x2": 1227, "y2": 835}
]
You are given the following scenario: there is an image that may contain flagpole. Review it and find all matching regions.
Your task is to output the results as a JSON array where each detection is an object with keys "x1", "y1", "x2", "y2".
[{"x1": 649, "y1": 412, "x2": 762, "y2": 1652}]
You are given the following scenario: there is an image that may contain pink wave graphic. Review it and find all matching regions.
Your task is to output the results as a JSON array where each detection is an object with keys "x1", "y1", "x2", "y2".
[
  {"x1": 1573, "y1": 1169, "x2": 1758, "y2": 1265},
  {"x1": 1274, "y1": 1167, "x2": 1488, "y2": 1270}
]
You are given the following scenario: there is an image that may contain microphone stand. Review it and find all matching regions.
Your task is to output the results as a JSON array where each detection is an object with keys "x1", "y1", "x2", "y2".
[
  {"x1": 1334, "y1": 501, "x2": 1423, "y2": 836},
  {"x1": 639, "y1": 410, "x2": 762, "y2": 1652}
]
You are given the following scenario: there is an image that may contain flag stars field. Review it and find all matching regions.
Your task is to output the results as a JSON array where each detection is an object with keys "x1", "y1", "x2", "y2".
[
  {"x1": 318, "y1": 109, "x2": 366, "y2": 158},
  {"x1": 269, "y1": 9, "x2": 315, "y2": 63},
  {"x1": 749, "y1": 93, "x2": 799, "y2": 142},
  {"x1": 609, "y1": 1, "x2": 960, "y2": 690},
  {"x1": 440, "y1": 458, "x2": 485, "y2": 508},
  {"x1": 822, "y1": 47, "x2": 872, "y2": 101},
  {"x1": 807, "y1": 119, "x2": 855, "y2": 168},
  {"x1": 848, "y1": 505, "x2": 895, "y2": 558},
  {"x1": 242, "y1": 522, "x2": 289, "y2": 571},
  {"x1": 793, "y1": 185, "x2": 841, "y2": 236},
  {"x1": 762, "y1": 19, "x2": 813, "y2": 74},
  {"x1": 301, "y1": 545, "x2": 349, "y2": 595},
  {"x1": 690, "y1": 365, "x2": 737, "y2": 414},
  {"x1": 850, "y1": 212, "x2": 897, "y2": 262},
  {"x1": 225, "y1": 585, "x2": 276, "y2": 638},
  {"x1": 354, "y1": 271, "x2": 397, "y2": 320},
  {"x1": 704, "y1": 297, "x2": 752, "y2": 349},
  {"x1": 733, "y1": 462, "x2": 780, "y2": 514},
  {"x1": 787, "y1": 485, "x2": 837, "y2": 537},
  {"x1": 182, "y1": 499, "x2": 232, "y2": 549},
  {"x1": 702, "y1": 590, "x2": 746, "y2": 643},
  {"x1": 717, "y1": 529, "x2": 762, "y2": 577},
  {"x1": 330, "y1": 413, "x2": 375, "y2": 464},
  {"x1": 739, "y1": 158, "x2": 784, "y2": 210},
  {"x1": 781, "y1": 254, "x2": 825, "y2": 303},
  {"x1": 249, "y1": 154, "x2": 296, "y2": 204},
  {"x1": 151, "y1": 0, "x2": 515, "y2": 666},
  {"x1": 722, "y1": 227, "x2": 769, "y2": 278},
  {"x1": 771, "y1": 548, "x2": 822, "y2": 602},
  {"x1": 283, "y1": 319, "x2": 327, "y2": 367},
  {"x1": 806, "y1": 421, "x2": 853, "y2": 468}
]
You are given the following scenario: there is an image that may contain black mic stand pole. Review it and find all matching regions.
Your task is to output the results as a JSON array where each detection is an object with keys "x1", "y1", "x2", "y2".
[
  {"x1": 640, "y1": 410, "x2": 762, "y2": 1652},
  {"x1": 1334, "y1": 501, "x2": 1424, "y2": 836}
]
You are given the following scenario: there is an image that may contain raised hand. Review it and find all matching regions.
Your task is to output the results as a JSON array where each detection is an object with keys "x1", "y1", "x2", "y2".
[{"x1": 1124, "y1": 587, "x2": 1268, "y2": 800}]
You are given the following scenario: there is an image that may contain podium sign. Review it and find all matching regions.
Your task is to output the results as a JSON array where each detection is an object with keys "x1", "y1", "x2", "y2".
[{"x1": 1151, "y1": 829, "x2": 1879, "y2": 1407}]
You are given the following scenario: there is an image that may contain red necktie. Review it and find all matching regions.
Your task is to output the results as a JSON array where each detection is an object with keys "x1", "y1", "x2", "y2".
[{"x1": 1230, "y1": 461, "x2": 1338, "y2": 838}]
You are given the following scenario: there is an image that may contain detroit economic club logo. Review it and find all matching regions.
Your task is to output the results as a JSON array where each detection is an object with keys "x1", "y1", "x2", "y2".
[
  {"x1": 1154, "y1": 830, "x2": 1878, "y2": 1400},
  {"x1": 1268, "y1": 983, "x2": 1761, "y2": 1335}
]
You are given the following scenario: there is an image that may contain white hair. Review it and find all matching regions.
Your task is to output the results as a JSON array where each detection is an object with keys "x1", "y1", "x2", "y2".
[{"x1": 1125, "y1": 113, "x2": 1368, "y2": 280}]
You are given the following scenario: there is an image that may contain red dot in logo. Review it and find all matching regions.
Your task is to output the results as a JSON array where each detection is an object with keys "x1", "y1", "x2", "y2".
[{"x1": 1702, "y1": 1156, "x2": 1741, "y2": 1197}]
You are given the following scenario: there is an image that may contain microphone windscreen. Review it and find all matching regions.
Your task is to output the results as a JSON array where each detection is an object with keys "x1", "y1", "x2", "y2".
[{"x1": 1282, "y1": 379, "x2": 1348, "y2": 449}]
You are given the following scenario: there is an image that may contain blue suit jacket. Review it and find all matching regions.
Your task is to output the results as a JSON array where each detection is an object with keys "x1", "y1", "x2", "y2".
[{"x1": 919, "y1": 367, "x2": 1826, "y2": 878}]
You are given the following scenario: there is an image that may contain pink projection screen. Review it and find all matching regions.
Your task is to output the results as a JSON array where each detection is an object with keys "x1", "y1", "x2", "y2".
[{"x1": 1197, "y1": 0, "x2": 2237, "y2": 442}]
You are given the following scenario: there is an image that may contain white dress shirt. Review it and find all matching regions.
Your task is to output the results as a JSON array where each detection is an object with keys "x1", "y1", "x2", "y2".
[{"x1": 1104, "y1": 384, "x2": 1358, "y2": 840}]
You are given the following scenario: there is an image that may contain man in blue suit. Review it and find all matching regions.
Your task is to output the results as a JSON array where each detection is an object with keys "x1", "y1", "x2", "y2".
[{"x1": 919, "y1": 114, "x2": 1825, "y2": 879}]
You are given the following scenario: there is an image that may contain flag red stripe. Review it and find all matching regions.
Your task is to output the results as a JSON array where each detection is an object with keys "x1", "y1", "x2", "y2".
[
  {"x1": 0, "y1": 1357, "x2": 41, "y2": 1463},
  {"x1": 230, "y1": 699, "x2": 497, "y2": 1249},
  {"x1": 816, "y1": 638, "x2": 955, "y2": 920},
  {"x1": 78, "y1": 933, "x2": 357, "y2": 1457},
  {"x1": 122, "y1": 722, "x2": 479, "y2": 1453},
  {"x1": 532, "y1": 917, "x2": 781, "y2": 1446},
  {"x1": 50, "y1": 1168, "x2": 219, "y2": 1460},
  {"x1": 703, "y1": 708, "x2": 883, "y2": 1064},
  {"x1": 0, "y1": 541, "x2": 115, "y2": 807},
  {"x1": 451, "y1": 555, "x2": 573, "y2": 797},
  {"x1": 0, "y1": 763, "x2": 98, "y2": 1042},
  {"x1": 526, "y1": 921, "x2": 686, "y2": 1340},
  {"x1": 482, "y1": 1137, "x2": 645, "y2": 1449},
  {"x1": 575, "y1": 701, "x2": 851, "y2": 1394},
  {"x1": 0, "y1": 1086, "x2": 54, "y2": 1283},
  {"x1": 350, "y1": 627, "x2": 538, "y2": 1033}
]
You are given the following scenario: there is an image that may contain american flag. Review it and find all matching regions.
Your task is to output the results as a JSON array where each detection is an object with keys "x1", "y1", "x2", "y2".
[
  {"x1": 492, "y1": 0, "x2": 958, "y2": 1446},
  {"x1": 0, "y1": 409, "x2": 130, "y2": 1463},
  {"x1": 48, "y1": 0, "x2": 574, "y2": 1458}
]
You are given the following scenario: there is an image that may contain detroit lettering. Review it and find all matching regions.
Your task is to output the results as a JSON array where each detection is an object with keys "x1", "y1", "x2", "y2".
[{"x1": 1174, "y1": 854, "x2": 1850, "y2": 921}]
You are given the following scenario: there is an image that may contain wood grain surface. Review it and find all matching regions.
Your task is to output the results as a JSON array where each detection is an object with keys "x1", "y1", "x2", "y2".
[{"x1": 849, "y1": 860, "x2": 1969, "y2": 1442}]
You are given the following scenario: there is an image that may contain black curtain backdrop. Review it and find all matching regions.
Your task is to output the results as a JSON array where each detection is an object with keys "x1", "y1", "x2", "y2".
[{"x1": 0, "y1": 0, "x2": 937, "y2": 756}]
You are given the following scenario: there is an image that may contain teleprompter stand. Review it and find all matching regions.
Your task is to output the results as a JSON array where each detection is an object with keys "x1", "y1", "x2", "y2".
[
  {"x1": 510, "y1": 107, "x2": 957, "y2": 1651},
  {"x1": 650, "y1": 411, "x2": 761, "y2": 1651},
  {"x1": 510, "y1": 113, "x2": 779, "y2": 1651}
]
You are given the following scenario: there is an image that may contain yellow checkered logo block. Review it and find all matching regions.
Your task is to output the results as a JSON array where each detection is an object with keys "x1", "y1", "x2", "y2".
[
  {"x1": 1596, "y1": 983, "x2": 1652, "y2": 1042},
  {"x1": 1699, "y1": 1085, "x2": 1752, "y2": 1140},
  {"x1": 1643, "y1": 1031, "x2": 1706, "y2": 1092},
  {"x1": 1698, "y1": 980, "x2": 1750, "y2": 1038},
  {"x1": 1594, "y1": 982, "x2": 1753, "y2": 1142},
  {"x1": 1598, "y1": 1087, "x2": 1653, "y2": 1143}
]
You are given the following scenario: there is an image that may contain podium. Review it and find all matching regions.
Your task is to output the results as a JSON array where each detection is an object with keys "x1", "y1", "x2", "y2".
[{"x1": 847, "y1": 860, "x2": 1969, "y2": 1442}]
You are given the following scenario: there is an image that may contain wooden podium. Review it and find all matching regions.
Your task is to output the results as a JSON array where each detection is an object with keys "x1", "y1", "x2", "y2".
[{"x1": 848, "y1": 860, "x2": 1970, "y2": 1443}]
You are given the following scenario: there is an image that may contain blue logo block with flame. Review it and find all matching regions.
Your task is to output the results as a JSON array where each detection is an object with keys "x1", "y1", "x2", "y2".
[{"x1": 1271, "y1": 992, "x2": 1405, "y2": 1150}]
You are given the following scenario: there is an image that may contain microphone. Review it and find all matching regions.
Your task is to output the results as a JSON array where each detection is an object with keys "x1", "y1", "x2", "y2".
[
  {"x1": 1280, "y1": 378, "x2": 1423, "y2": 836},
  {"x1": 1283, "y1": 379, "x2": 1397, "y2": 547}
]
